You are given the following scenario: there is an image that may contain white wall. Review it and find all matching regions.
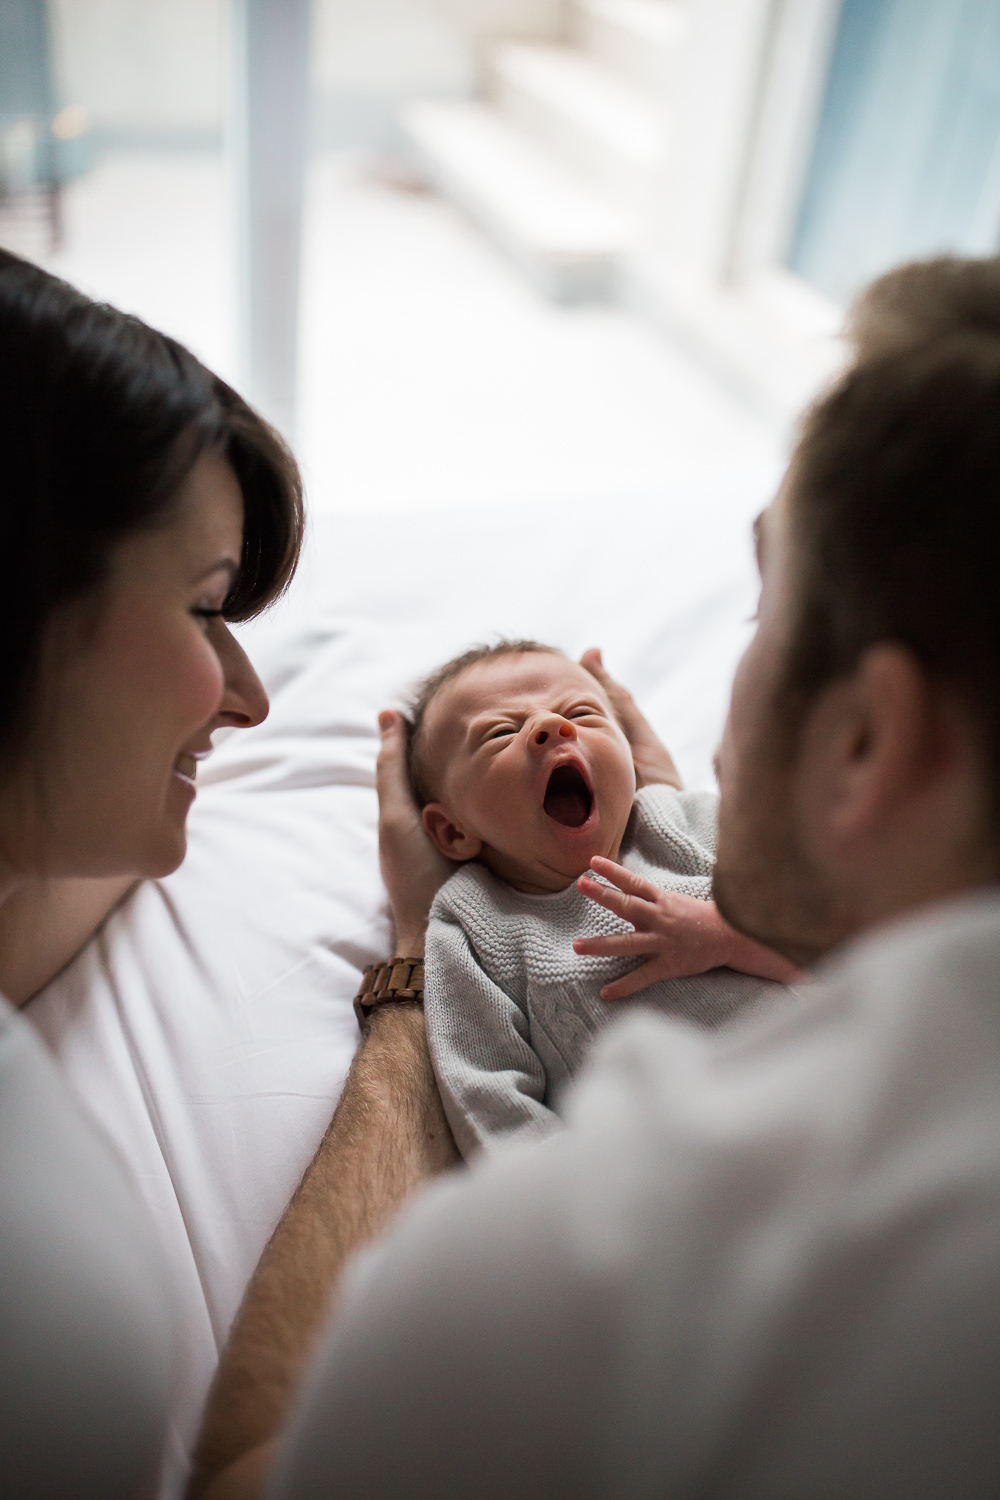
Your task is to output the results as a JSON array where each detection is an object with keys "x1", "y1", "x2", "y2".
[
  {"x1": 47, "y1": 0, "x2": 565, "y2": 147},
  {"x1": 428, "y1": 0, "x2": 568, "y2": 45},
  {"x1": 311, "y1": 0, "x2": 472, "y2": 146},
  {"x1": 654, "y1": 0, "x2": 774, "y2": 275},
  {"x1": 49, "y1": 0, "x2": 226, "y2": 141}
]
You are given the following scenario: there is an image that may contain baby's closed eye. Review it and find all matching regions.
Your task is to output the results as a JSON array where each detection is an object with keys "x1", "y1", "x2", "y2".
[{"x1": 569, "y1": 704, "x2": 606, "y2": 720}]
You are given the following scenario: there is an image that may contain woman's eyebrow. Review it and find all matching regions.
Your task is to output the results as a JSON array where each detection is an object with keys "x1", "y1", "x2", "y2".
[{"x1": 194, "y1": 558, "x2": 239, "y2": 585}]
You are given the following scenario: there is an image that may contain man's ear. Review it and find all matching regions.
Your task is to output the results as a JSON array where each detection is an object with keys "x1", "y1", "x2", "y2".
[
  {"x1": 422, "y1": 803, "x2": 483, "y2": 862},
  {"x1": 796, "y1": 643, "x2": 949, "y2": 854}
]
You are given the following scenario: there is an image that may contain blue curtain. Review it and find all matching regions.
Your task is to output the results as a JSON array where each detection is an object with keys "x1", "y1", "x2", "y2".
[
  {"x1": 0, "y1": 0, "x2": 53, "y2": 119},
  {"x1": 790, "y1": 0, "x2": 1000, "y2": 304}
]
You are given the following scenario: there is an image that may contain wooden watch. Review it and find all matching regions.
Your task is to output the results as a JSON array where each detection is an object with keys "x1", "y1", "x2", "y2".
[{"x1": 353, "y1": 956, "x2": 425, "y2": 1027}]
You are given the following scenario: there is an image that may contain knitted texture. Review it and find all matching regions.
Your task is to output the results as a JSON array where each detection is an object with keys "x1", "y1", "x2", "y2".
[{"x1": 425, "y1": 784, "x2": 789, "y2": 1160}]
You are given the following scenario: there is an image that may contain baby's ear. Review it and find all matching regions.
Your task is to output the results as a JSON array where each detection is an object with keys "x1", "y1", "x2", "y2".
[{"x1": 422, "y1": 804, "x2": 482, "y2": 862}]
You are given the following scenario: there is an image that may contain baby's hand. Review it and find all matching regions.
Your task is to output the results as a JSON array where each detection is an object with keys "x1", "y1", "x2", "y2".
[{"x1": 575, "y1": 856, "x2": 802, "y2": 1001}]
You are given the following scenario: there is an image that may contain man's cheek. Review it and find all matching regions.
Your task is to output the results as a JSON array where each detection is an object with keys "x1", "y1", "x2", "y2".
[
  {"x1": 720, "y1": 632, "x2": 765, "y2": 771},
  {"x1": 715, "y1": 712, "x2": 737, "y2": 794}
]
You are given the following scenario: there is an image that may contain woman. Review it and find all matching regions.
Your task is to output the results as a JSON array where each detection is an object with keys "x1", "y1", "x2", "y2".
[
  {"x1": 0, "y1": 246, "x2": 304, "y2": 1496},
  {"x1": 0, "y1": 245, "x2": 661, "y2": 1499}
]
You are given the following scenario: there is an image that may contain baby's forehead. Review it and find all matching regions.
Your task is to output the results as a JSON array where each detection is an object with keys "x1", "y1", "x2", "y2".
[{"x1": 436, "y1": 653, "x2": 604, "y2": 724}]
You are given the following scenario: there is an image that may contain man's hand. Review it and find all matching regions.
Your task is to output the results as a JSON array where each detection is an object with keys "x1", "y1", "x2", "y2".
[
  {"x1": 575, "y1": 857, "x2": 803, "y2": 999},
  {"x1": 376, "y1": 711, "x2": 453, "y2": 955},
  {"x1": 579, "y1": 649, "x2": 683, "y2": 790}
]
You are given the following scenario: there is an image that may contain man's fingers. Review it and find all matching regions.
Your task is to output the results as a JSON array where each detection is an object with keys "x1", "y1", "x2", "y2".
[
  {"x1": 580, "y1": 648, "x2": 637, "y2": 715},
  {"x1": 580, "y1": 649, "x2": 683, "y2": 792},
  {"x1": 579, "y1": 646, "x2": 608, "y2": 682},
  {"x1": 574, "y1": 933, "x2": 662, "y2": 957},
  {"x1": 374, "y1": 710, "x2": 452, "y2": 941},
  {"x1": 376, "y1": 709, "x2": 405, "y2": 777},
  {"x1": 376, "y1": 711, "x2": 417, "y2": 819},
  {"x1": 580, "y1": 646, "x2": 626, "y2": 700}
]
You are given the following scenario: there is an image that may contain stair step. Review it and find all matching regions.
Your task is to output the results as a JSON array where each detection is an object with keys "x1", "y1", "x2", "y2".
[
  {"x1": 400, "y1": 99, "x2": 637, "y2": 301},
  {"x1": 490, "y1": 42, "x2": 668, "y2": 213},
  {"x1": 577, "y1": 0, "x2": 685, "y2": 95}
]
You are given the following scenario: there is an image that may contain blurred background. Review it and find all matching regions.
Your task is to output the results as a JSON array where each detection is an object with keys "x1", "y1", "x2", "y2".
[{"x1": 2, "y1": 0, "x2": 1000, "y2": 519}]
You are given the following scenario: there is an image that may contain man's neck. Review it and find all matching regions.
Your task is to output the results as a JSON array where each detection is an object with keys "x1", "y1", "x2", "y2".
[{"x1": 819, "y1": 828, "x2": 999, "y2": 966}]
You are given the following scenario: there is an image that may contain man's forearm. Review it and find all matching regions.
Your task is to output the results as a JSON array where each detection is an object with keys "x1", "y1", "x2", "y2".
[{"x1": 189, "y1": 1002, "x2": 458, "y2": 1500}]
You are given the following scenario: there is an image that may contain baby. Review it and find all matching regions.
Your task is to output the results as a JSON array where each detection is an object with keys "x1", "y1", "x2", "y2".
[{"x1": 408, "y1": 639, "x2": 799, "y2": 1161}]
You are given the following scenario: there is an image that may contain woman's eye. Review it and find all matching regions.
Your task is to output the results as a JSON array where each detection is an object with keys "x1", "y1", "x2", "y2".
[{"x1": 191, "y1": 606, "x2": 226, "y2": 631}]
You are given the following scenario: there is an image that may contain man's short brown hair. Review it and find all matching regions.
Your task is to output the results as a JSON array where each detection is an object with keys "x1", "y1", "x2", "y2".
[
  {"x1": 783, "y1": 256, "x2": 1000, "y2": 832},
  {"x1": 405, "y1": 639, "x2": 565, "y2": 806}
]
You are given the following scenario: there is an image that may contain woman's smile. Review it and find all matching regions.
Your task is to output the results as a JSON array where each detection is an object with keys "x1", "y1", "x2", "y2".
[{"x1": 172, "y1": 747, "x2": 212, "y2": 791}]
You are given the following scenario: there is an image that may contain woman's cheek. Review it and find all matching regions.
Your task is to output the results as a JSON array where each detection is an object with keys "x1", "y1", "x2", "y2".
[
  {"x1": 184, "y1": 629, "x2": 227, "y2": 730},
  {"x1": 134, "y1": 613, "x2": 227, "y2": 737}
]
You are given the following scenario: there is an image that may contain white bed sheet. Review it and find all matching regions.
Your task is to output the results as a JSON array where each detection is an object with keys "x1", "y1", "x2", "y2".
[{"x1": 26, "y1": 463, "x2": 779, "y2": 1497}]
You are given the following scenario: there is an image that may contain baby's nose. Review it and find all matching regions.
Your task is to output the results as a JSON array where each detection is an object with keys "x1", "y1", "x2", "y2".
[{"x1": 534, "y1": 721, "x2": 576, "y2": 745}]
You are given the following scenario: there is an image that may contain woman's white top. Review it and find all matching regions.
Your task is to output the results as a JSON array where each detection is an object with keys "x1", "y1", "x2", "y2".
[{"x1": 0, "y1": 996, "x2": 176, "y2": 1498}]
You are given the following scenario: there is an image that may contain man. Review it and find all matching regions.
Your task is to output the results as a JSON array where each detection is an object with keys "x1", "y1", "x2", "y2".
[{"x1": 194, "y1": 257, "x2": 1000, "y2": 1499}]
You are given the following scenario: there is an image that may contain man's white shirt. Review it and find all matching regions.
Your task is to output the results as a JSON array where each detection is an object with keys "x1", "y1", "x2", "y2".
[{"x1": 273, "y1": 890, "x2": 1000, "y2": 1499}]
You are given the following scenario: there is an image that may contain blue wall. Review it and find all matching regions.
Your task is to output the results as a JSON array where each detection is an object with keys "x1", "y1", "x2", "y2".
[{"x1": 791, "y1": 0, "x2": 1000, "y2": 303}]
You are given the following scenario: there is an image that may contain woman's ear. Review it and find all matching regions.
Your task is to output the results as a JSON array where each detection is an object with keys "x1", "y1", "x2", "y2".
[{"x1": 422, "y1": 803, "x2": 483, "y2": 862}]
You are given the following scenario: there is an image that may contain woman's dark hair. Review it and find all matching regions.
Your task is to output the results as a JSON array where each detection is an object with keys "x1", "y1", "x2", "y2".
[{"x1": 0, "y1": 248, "x2": 304, "y2": 753}]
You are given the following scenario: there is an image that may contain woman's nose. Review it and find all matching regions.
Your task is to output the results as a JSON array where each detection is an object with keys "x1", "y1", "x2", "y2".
[
  {"x1": 216, "y1": 628, "x2": 269, "y2": 730},
  {"x1": 532, "y1": 716, "x2": 576, "y2": 747}
]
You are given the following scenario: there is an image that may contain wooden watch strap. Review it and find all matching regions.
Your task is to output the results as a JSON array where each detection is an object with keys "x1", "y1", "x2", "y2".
[{"x1": 353, "y1": 956, "x2": 425, "y2": 1026}]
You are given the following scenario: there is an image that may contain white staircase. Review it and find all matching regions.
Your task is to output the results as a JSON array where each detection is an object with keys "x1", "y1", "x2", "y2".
[
  {"x1": 401, "y1": 0, "x2": 683, "y2": 301},
  {"x1": 578, "y1": 0, "x2": 684, "y2": 94}
]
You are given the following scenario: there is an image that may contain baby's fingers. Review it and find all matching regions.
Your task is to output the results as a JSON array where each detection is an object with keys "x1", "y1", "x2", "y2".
[
  {"x1": 577, "y1": 874, "x2": 656, "y2": 928},
  {"x1": 588, "y1": 856, "x2": 662, "y2": 904},
  {"x1": 600, "y1": 960, "x2": 663, "y2": 1002},
  {"x1": 573, "y1": 932, "x2": 662, "y2": 957}
]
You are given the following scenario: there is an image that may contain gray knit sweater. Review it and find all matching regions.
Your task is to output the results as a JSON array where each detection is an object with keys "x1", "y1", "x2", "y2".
[{"x1": 425, "y1": 783, "x2": 789, "y2": 1160}]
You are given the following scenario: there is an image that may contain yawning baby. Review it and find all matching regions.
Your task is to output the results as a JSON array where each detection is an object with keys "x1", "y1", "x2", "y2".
[{"x1": 406, "y1": 639, "x2": 799, "y2": 1160}]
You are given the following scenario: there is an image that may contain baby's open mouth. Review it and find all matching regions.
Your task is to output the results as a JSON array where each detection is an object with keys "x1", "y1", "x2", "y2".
[{"x1": 543, "y1": 763, "x2": 594, "y2": 828}]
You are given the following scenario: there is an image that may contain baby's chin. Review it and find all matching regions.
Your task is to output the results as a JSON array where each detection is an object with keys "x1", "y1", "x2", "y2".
[{"x1": 480, "y1": 835, "x2": 614, "y2": 895}]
